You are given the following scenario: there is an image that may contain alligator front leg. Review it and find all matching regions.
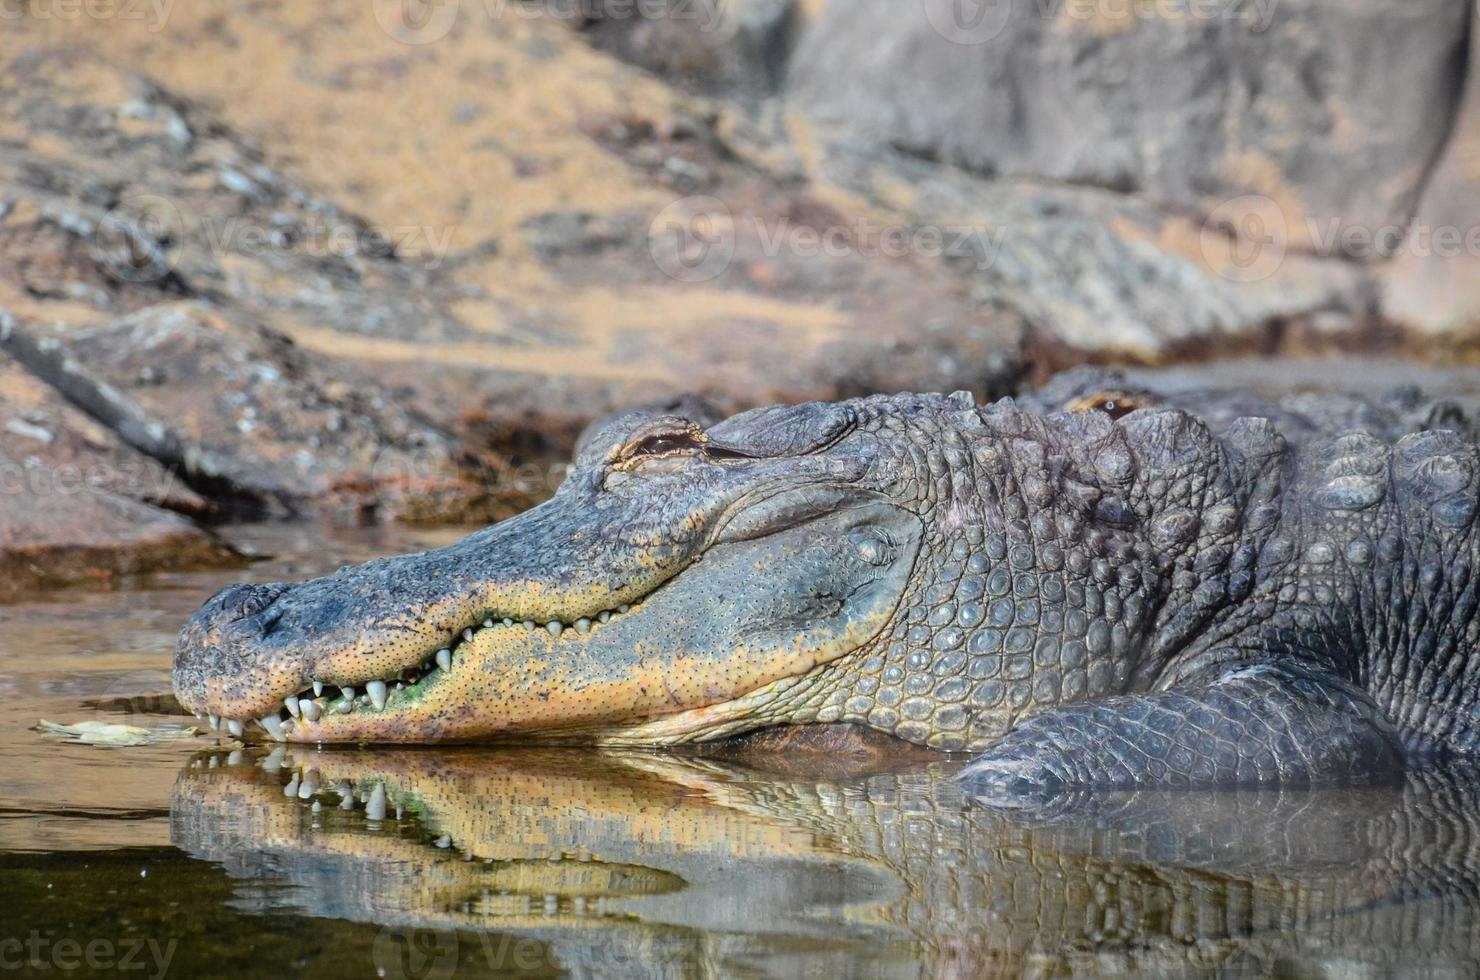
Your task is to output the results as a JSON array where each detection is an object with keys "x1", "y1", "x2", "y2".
[{"x1": 959, "y1": 663, "x2": 1404, "y2": 801}]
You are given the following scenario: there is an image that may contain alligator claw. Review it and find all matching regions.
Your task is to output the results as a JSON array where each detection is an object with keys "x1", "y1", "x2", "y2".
[{"x1": 958, "y1": 754, "x2": 1067, "y2": 805}]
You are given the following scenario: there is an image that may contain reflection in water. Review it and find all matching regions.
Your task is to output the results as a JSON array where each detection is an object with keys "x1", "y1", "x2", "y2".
[
  {"x1": 11, "y1": 523, "x2": 1480, "y2": 977},
  {"x1": 172, "y1": 748, "x2": 1480, "y2": 978}
]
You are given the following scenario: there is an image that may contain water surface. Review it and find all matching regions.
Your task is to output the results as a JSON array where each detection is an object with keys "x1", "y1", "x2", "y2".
[{"x1": 4, "y1": 524, "x2": 1480, "y2": 978}]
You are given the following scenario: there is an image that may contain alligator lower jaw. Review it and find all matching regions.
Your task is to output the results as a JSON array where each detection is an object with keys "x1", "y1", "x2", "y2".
[{"x1": 196, "y1": 597, "x2": 647, "y2": 743}]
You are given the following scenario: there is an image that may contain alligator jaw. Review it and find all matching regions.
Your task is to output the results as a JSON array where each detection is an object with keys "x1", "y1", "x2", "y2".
[
  {"x1": 252, "y1": 597, "x2": 652, "y2": 744},
  {"x1": 175, "y1": 496, "x2": 922, "y2": 745}
]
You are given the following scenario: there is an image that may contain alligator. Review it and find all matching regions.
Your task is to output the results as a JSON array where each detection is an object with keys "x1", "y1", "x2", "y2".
[
  {"x1": 173, "y1": 373, "x2": 1480, "y2": 795},
  {"x1": 171, "y1": 746, "x2": 1480, "y2": 977}
]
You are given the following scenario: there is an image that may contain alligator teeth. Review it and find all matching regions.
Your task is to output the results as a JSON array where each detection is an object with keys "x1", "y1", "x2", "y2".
[
  {"x1": 335, "y1": 699, "x2": 353, "y2": 714},
  {"x1": 366, "y1": 680, "x2": 388, "y2": 710},
  {"x1": 226, "y1": 719, "x2": 243, "y2": 737},
  {"x1": 298, "y1": 770, "x2": 318, "y2": 798},
  {"x1": 284, "y1": 697, "x2": 300, "y2": 719},
  {"x1": 437, "y1": 649, "x2": 452, "y2": 672},
  {"x1": 299, "y1": 698, "x2": 321, "y2": 722},
  {"x1": 260, "y1": 714, "x2": 287, "y2": 741},
  {"x1": 312, "y1": 681, "x2": 324, "y2": 697},
  {"x1": 522, "y1": 621, "x2": 535, "y2": 631},
  {"x1": 598, "y1": 611, "x2": 610, "y2": 624},
  {"x1": 483, "y1": 619, "x2": 494, "y2": 629},
  {"x1": 502, "y1": 618, "x2": 514, "y2": 627},
  {"x1": 366, "y1": 784, "x2": 387, "y2": 821},
  {"x1": 340, "y1": 686, "x2": 356, "y2": 702},
  {"x1": 208, "y1": 714, "x2": 220, "y2": 731},
  {"x1": 618, "y1": 604, "x2": 630, "y2": 614},
  {"x1": 547, "y1": 621, "x2": 563, "y2": 637},
  {"x1": 463, "y1": 628, "x2": 475, "y2": 642},
  {"x1": 575, "y1": 618, "x2": 591, "y2": 634}
]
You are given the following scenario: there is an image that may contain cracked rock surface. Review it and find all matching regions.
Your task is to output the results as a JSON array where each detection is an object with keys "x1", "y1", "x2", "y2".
[{"x1": 0, "y1": 1, "x2": 1476, "y2": 593}]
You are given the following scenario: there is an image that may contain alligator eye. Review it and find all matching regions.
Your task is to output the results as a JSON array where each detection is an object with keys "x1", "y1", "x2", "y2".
[
  {"x1": 635, "y1": 435, "x2": 692, "y2": 456},
  {"x1": 609, "y1": 430, "x2": 706, "y2": 478},
  {"x1": 1068, "y1": 391, "x2": 1144, "y2": 421},
  {"x1": 849, "y1": 526, "x2": 896, "y2": 566}
]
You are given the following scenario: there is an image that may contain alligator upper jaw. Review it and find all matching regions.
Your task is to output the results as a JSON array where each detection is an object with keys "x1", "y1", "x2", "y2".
[
  {"x1": 171, "y1": 489, "x2": 693, "y2": 735},
  {"x1": 175, "y1": 498, "x2": 923, "y2": 745}
]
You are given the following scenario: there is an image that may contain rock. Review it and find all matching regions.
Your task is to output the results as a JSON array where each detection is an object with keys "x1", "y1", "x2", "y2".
[
  {"x1": 0, "y1": 352, "x2": 239, "y2": 598},
  {"x1": 2, "y1": 305, "x2": 521, "y2": 522},
  {"x1": 810, "y1": 139, "x2": 1375, "y2": 361},
  {"x1": 0, "y1": 345, "x2": 205, "y2": 515},
  {"x1": 579, "y1": 0, "x2": 800, "y2": 95},
  {"x1": 0, "y1": 18, "x2": 1025, "y2": 450},
  {"x1": 791, "y1": 0, "x2": 1470, "y2": 252},
  {"x1": 0, "y1": 0, "x2": 1475, "y2": 553},
  {"x1": 1380, "y1": 6, "x2": 1480, "y2": 352}
]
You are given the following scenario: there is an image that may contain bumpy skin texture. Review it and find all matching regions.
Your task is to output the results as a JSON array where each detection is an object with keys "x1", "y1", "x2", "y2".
[{"x1": 176, "y1": 380, "x2": 1480, "y2": 797}]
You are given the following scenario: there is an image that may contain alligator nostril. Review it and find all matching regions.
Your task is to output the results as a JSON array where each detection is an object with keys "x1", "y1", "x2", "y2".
[{"x1": 210, "y1": 583, "x2": 286, "y2": 624}]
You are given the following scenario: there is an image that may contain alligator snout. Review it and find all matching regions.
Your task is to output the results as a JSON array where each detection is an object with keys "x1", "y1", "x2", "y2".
[{"x1": 174, "y1": 581, "x2": 308, "y2": 731}]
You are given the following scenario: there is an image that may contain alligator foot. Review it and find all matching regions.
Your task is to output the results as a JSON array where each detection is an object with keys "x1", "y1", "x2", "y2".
[{"x1": 959, "y1": 662, "x2": 1405, "y2": 799}]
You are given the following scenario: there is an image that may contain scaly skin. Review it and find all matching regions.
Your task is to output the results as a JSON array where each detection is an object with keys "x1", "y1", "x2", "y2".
[{"x1": 173, "y1": 380, "x2": 1480, "y2": 795}]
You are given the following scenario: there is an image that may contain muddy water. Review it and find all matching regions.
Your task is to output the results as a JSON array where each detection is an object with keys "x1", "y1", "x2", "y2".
[{"x1": 5, "y1": 524, "x2": 1480, "y2": 978}]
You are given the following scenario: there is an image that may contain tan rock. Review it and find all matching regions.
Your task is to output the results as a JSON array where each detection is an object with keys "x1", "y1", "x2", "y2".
[{"x1": 0, "y1": 352, "x2": 237, "y2": 597}]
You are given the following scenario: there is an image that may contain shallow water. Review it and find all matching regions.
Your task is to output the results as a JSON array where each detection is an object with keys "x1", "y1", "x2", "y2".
[{"x1": 5, "y1": 524, "x2": 1480, "y2": 978}]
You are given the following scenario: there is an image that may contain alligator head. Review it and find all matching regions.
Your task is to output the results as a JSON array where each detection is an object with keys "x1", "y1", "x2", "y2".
[{"x1": 174, "y1": 396, "x2": 946, "y2": 743}]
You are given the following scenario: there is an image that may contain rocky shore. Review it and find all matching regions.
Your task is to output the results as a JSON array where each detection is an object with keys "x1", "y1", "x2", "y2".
[{"x1": 1, "y1": 0, "x2": 1476, "y2": 595}]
